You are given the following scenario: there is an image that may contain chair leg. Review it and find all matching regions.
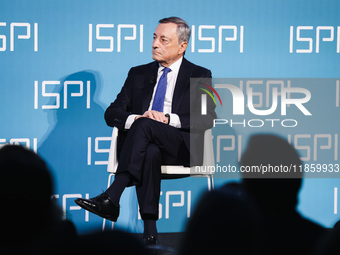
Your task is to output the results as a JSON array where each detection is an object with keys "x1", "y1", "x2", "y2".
[
  {"x1": 102, "y1": 173, "x2": 115, "y2": 231},
  {"x1": 207, "y1": 175, "x2": 211, "y2": 191},
  {"x1": 210, "y1": 174, "x2": 214, "y2": 190},
  {"x1": 206, "y1": 174, "x2": 215, "y2": 191},
  {"x1": 102, "y1": 218, "x2": 107, "y2": 231},
  {"x1": 102, "y1": 218, "x2": 115, "y2": 231}
]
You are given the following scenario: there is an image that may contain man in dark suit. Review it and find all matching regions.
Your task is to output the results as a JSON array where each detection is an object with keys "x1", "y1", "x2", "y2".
[{"x1": 75, "y1": 17, "x2": 216, "y2": 244}]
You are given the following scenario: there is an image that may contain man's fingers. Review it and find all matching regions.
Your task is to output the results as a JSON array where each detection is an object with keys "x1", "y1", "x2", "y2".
[
  {"x1": 143, "y1": 111, "x2": 153, "y2": 119},
  {"x1": 143, "y1": 110, "x2": 166, "y2": 122},
  {"x1": 154, "y1": 112, "x2": 165, "y2": 122},
  {"x1": 150, "y1": 111, "x2": 162, "y2": 122}
]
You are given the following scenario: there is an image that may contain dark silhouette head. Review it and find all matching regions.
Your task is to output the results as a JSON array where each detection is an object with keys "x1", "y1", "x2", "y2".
[
  {"x1": 179, "y1": 190, "x2": 262, "y2": 255},
  {"x1": 0, "y1": 145, "x2": 54, "y2": 246},
  {"x1": 241, "y1": 134, "x2": 303, "y2": 212}
]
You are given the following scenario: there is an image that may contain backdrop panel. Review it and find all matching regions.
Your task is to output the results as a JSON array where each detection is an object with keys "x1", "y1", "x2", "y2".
[{"x1": 1, "y1": 0, "x2": 339, "y2": 233}]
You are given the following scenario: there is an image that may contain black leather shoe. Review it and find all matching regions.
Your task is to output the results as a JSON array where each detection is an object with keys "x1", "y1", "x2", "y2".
[
  {"x1": 74, "y1": 193, "x2": 119, "y2": 222},
  {"x1": 143, "y1": 235, "x2": 159, "y2": 246}
]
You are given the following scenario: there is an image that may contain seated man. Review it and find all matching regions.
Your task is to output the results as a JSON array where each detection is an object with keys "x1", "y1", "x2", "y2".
[{"x1": 75, "y1": 17, "x2": 216, "y2": 245}]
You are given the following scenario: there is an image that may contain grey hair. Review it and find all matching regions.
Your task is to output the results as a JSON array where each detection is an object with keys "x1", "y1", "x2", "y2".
[{"x1": 159, "y1": 17, "x2": 191, "y2": 44}]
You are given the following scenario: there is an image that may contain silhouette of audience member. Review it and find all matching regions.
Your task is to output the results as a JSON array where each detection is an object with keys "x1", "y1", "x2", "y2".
[
  {"x1": 180, "y1": 134, "x2": 326, "y2": 255},
  {"x1": 178, "y1": 189, "x2": 263, "y2": 255},
  {"x1": 312, "y1": 220, "x2": 340, "y2": 255},
  {"x1": 56, "y1": 230, "x2": 150, "y2": 255},
  {"x1": 237, "y1": 134, "x2": 326, "y2": 255},
  {"x1": 0, "y1": 144, "x2": 76, "y2": 254}
]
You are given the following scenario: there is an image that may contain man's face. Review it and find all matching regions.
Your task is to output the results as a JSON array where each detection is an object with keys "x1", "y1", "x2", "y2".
[{"x1": 152, "y1": 22, "x2": 187, "y2": 67}]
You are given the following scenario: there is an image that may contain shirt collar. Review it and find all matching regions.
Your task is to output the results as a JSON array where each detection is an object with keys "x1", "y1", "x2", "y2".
[{"x1": 158, "y1": 57, "x2": 183, "y2": 74}]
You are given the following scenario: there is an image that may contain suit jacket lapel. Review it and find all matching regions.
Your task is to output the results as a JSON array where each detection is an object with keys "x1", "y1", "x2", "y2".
[
  {"x1": 172, "y1": 58, "x2": 191, "y2": 113},
  {"x1": 142, "y1": 61, "x2": 159, "y2": 112}
]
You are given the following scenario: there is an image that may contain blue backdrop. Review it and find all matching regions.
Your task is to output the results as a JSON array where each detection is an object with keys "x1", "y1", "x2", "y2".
[{"x1": 1, "y1": 0, "x2": 339, "y2": 234}]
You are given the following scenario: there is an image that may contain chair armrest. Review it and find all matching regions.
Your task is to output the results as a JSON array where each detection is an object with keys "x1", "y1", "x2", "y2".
[{"x1": 107, "y1": 127, "x2": 119, "y2": 173}]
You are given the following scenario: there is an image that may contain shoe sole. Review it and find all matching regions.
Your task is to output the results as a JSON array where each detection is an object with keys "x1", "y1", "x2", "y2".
[{"x1": 74, "y1": 199, "x2": 118, "y2": 222}]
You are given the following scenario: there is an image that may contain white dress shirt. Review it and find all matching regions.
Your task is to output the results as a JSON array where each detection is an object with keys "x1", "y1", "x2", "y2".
[{"x1": 124, "y1": 57, "x2": 183, "y2": 129}]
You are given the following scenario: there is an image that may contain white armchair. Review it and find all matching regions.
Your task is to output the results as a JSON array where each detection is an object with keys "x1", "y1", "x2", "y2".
[{"x1": 103, "y1": 127, "x2": 215, "y2": 230}]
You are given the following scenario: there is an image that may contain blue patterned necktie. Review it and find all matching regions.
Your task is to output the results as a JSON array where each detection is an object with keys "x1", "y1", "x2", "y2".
[{"x1": 151, "y1": 67, "x2": 171, "y2": 112}]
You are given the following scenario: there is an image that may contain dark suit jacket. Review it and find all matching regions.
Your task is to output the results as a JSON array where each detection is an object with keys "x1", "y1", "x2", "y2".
[{"x1": 105, "y1": 57, "x2": 216, "y2": 166}]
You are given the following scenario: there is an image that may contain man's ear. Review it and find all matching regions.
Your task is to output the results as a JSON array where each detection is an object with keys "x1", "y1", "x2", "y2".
[{"x1": 178, "y1": 41, "x2": 188, "y2": 55}]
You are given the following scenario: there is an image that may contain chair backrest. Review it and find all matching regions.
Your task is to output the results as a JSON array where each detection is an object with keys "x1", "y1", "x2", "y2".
[{"x1": 202, "y1": 129, "x2": 215, "y2": 168}]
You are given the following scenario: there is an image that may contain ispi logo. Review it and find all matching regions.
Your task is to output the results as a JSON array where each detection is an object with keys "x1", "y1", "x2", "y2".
[{"x1": 199, "y1": 83, "x2": 222, "y2": 115}]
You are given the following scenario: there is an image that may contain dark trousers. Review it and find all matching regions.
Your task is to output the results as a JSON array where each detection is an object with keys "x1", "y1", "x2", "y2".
[{"x1": 115, "y1": 117, "x2": 190, "y2": 220}]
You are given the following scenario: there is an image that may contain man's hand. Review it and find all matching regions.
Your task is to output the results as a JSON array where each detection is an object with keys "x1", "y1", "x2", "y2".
[{"x1": 135, "y1": 110, "x2": 169, "y2": 124}]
